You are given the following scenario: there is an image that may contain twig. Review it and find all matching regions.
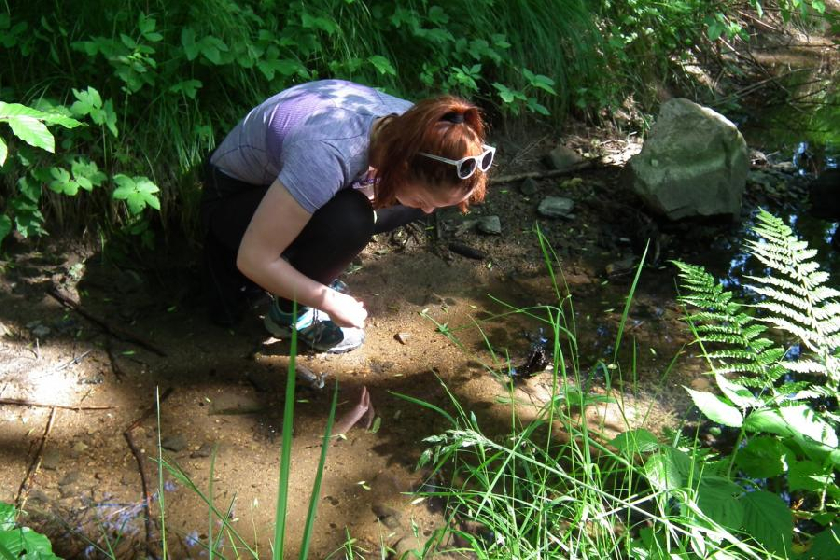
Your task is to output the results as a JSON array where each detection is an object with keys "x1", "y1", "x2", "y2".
[
  {"x1": 124, "y1": 387, "x2": 173, "y2": 559},
  {"x1": 105, "y1": 337, "x2": 126, "y2": 380},
  {"x1": 52, "y1": 350, "x2": 91, "y2": 374},
  {"x1": 0, "y1": 398, "x2": 114, "y2": 410},
  {"x1": 48, "y1": 286, "x2": 167, "y2": 357},
  {"x1": 490, "y1": 162, "x2": 594, "y2": 184},
  {"x1": 15, "y1": 407, "x2": 57, "y2": 511}
]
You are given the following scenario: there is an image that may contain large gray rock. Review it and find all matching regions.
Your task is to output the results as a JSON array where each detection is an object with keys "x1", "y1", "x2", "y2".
[{"x1": 628, "y1": 98, "x2": 748, "y2": 220}]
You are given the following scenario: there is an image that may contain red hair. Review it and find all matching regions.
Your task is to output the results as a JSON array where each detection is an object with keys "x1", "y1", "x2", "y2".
[{"x1": 370, "y1": 96, "x2": 488, "y2": 212}]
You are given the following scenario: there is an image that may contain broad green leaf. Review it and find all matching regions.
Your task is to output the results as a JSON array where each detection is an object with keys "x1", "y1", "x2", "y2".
[
  {"x1": 736, "y1": 435, "x2": 786, "y2": 478},
  {"x1": 740, "y1": 490, "x2": 792, "y2": 556},
  {"x1": 808, "y1": 525, "x2": 840, "y2": 560},
  {"x1": 368, "y1": 55, "x2": 395, "y2": 76},
  {"x1": 70, "y1": 159, "x2": 106, "y2": 189},
  {"x1": 70, "y1": 86, "x2": 103, "y2": 117},
  {"x1": 610, "y1": 428, "x2": 660, "y2": 458},
  {"x1": 182, "y1": 27, "x2": 198, "y2": 60},
  {"x1": 48, "y1": 167, "x2": 79, "y2": 196},
  {"x1": 0, "y1": 102, "x2": 81, "y2": 128},
  {"x1": 5, "y1": 116, "x2": 54, "y2": 153},
  {"x1": 780, "y1": 405, "x2": 837, "y2": 447},
  {"x1": 789, "y1": 459, "x2": 833, "y2": 492},
  {"x1": 112, "y1": 174, "x2": 160, "y2": 214},
  {"x1": 168, "y1": 79, "x2": 202, "y2": 99},
  {"x1": 715, "y1": 373, "x2": 760, "y2": 408},
  {"x1": 0, "y1": 138, "x2": 6, "y2": 166},
  {"x1": 0, "y1": 527, "x2": 58, "y2": 558},
  {"x1": 644, "y1": 448, "x2": 691, "y2": 493},
  {"x1": 0, "y1": 503, "x2": 14, "y2": 531},
  {"x1": 301, "y1": 13, "x2": 337, "y2": 35},
  {"x1": 744, "y1": 408, "x2": 791, "y2": 436},
  {"x1": 696, "y1": 476, "x2": 744, "y2": 530},
  {"x1": 686, "y1": 388, "x2": 743, "y2": 427}
]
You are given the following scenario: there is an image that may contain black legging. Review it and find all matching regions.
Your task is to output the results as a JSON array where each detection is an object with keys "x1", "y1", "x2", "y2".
[{"x1": 200, "y1": 164, "x2": 427, "y2": 324}]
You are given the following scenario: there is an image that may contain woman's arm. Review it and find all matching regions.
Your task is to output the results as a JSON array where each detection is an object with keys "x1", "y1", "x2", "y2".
[{"x1": 236, "y1": 180, "x2": 367, "y2": 328}]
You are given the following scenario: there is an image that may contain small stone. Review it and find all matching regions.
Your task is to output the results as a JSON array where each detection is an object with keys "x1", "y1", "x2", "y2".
[
  {"x1": 605, "y1": 256, "x2": 637, "y2": 276},
  {"x1": 70, "y1": 441, "x2": 87, "y2": 457},
  {"x1": 690, "y1": 377, "x2": 712, "y2": 391},
  {"x1": 537, "y1": 196, "x2": 575, "y2": 218},
  {"x1": 41, "y1": 448, "x2": 60, "y2": 470},
  {"x1": 477, "y1": 215, "x2": 502, "y2": 235},
  {"x1": 519, "y1": 178, "x2": 539, "y2": 197},
  {"x1": 190, "y1": 443, "x2": 214, "y2": 459},
  {"x1": 59, "y1": 471, "x2": 81, "y2": 486},
  {"x1": 542, "y1": 145, "x2": 585, "y2": 171},
  {"x1": 372, "y1": 503, "x2": 402, "y2": 530},
  {"x1": 394, "y1": 333, "x2": 410, "y2": 345},
  {"x1": 161, "y1": 434, "x2": 188, "y2": 452}
]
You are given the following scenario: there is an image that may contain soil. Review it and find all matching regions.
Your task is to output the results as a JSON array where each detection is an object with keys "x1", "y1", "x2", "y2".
[
  {"x1": 1, "y1": 23, "x2": 837, "y2": 556},
  {"x1": 0, "y1": 133, "x2": 766, "y2": 559}
]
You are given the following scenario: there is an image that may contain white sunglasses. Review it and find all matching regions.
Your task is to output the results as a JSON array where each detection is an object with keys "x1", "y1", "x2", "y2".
[{"x1": 418, "y1": 144, "x2": 496, "y2": 179}]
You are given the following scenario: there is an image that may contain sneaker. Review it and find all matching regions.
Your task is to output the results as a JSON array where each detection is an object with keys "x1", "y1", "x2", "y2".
[{"x1": 264, "y1": 299, "x2": 364, "y2": 353}]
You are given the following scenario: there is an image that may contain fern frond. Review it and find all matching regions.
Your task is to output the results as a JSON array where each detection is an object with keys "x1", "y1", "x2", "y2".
[
  {"x1": 754, "y1": 300, "x2": 816, "y2": 325},
  {"x1": 786, "y1": 361, "x2": 833, "y2": 374}
]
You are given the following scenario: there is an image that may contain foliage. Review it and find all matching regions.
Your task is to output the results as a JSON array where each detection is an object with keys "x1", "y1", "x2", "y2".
[
  {"x1": 0, "y1": 502, "x2": 62, "y2": 559},
  {"x1": 673, "y1": 209, "x2": 840, "y2": 557}
]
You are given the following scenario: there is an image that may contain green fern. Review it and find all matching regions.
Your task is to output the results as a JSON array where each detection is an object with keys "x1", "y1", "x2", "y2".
[{"x1": 673, "y1": 209, "x2": 840, "y2": 391}]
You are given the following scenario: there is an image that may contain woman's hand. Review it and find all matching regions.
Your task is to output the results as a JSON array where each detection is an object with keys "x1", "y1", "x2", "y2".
[{"x1": 322, "y1": 290, "x2": 367, "y2": 329}]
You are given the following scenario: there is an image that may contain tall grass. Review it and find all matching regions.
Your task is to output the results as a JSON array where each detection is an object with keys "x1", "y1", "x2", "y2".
[{"x1": 401, "y1": 227, "x2": 768, "y2": 558}]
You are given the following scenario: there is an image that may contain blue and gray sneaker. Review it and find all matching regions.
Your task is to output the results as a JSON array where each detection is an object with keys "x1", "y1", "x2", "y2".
[{"x1": 264, "y1": 298, "x2": 364, "y2": 353}]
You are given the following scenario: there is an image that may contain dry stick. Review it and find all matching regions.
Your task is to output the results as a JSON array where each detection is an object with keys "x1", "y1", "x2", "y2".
[
  {"x1": 15, "y1": 407, "x2": 57, "y2": 511},
  {"x1": 490, "y1": 161, "x2": 594, "y2": 184},
  {"x1": 0, "y1": 398, "x2": 114, "y2": 410},
  {"x1": 124, "y1": 387, "x2": 174, "y2": 560},
  {"x1": 48, "y1": 287, "x2": 167, "y2": 357}
]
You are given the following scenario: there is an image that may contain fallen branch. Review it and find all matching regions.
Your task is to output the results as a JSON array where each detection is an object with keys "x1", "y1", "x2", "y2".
[
  {"x1": 124, "y1": 387, "x2": 173, "y2": 560},
  {"x1": 490, "y1": 161, "x2": 594, "y2": 184},
  {"x1": 15, "y1": 407, "x2": 57, "y2": 511},
  {"x1": 0, "y1": 398, "x2": 114, "y2": 410},
  {"x1": 48, "y1": 286, "x2": 167, "y2": 357}
]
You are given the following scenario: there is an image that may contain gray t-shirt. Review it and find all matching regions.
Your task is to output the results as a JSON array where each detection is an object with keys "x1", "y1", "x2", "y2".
[{"x1": 209, "y1": 80, "x2": 413, "y2": 213}]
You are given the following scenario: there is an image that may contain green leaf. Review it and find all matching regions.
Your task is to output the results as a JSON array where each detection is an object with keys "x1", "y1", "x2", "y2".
[
  {"x1": 112, "y1": 174, "x2": 160, "y2": 214},
  {"x1": 182, "y1": 27, "x2": 198, "y2": 60},
  {"x1": 0, "y1": 102, "x2": 81, "y2": 128},
  {"x1": 301, "y1": 13, "x2": 337, "y2": 35},
  {"x1": 789, "y1": 460, "x2": 833, "y2": 492},
  {"x1": 740, "y1": 490, "x2": 792, "y2": 556},
  {"x1": 610, "y1": 428, "x2": 660, "y2": 458},
  {"x1": 48, "y1": 167, "x2": 79, "y2": 196},
  {"x1": 685, "y1": 388, "x2": 743, "y2": 427},
  {"x1": 368, "y1": 55, "x2": 395, "y2": 76},
  {"x1": 696, "y1": 476, "x2": 744, "y2": 530},
  {"x1": 715, "y1": 373, "x2": 760, "y2": 408},
  {"x1": 70, "y1": 86, "x2": 102, "y2": 117},
  {"x1": 0, "y1": 527, "x2": 58, "y2": 558},
  {"x1": 736, "y1": 436, "x2": 786, "y2": 478},
  {"x1": 744, "y1": 408, "x2": 792, "y2": 436},
  {"x1": 0, "y1": 137, "x2": 6, "y2": 166},
  {"x1": 4, "y1": 116, "x2": 54, "y2": 153},
  {"x1": 0, "y1": 503, "x2": 14, "y2": 531},
  {"x1": 644, "y1": 448, "x2": 691, "y2": 493},
  {"x1": 808, "y1": 525, "x2": 840, "y2": 560},
  {"x1": 780, "y1": 405, "x2": 837, "y2": 447},
  {"x1": 168, "y1": 79, "x2": 202, "y2": 99}
]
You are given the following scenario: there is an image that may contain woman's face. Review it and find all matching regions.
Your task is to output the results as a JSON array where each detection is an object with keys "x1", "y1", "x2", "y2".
[{"x1": 394, "y1": 182, "x2": 473, "y2": 213}]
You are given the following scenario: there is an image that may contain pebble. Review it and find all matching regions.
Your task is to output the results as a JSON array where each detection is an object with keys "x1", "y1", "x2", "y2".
[
  {"x1": 537, "y1": 196, "x2": 575, "y2": 218},
  {"x1": 519, "y1": 178, "x2": 539, "y2": 196},
  {"x1": 41, "y1": 448, "x2": 60, "y2": 470},
  {"x1": 161, "y1": 434, "x2": 188, "y2": 452},
  {"x1": 190, "y1": 442, "x2": 214, "y2": 458},
  {"x1": 542, "y1": 145, "x2": 585, "y2": 171},
  {"x1": 477, "y1": 215, "x2": 502, "y2": 235}
]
